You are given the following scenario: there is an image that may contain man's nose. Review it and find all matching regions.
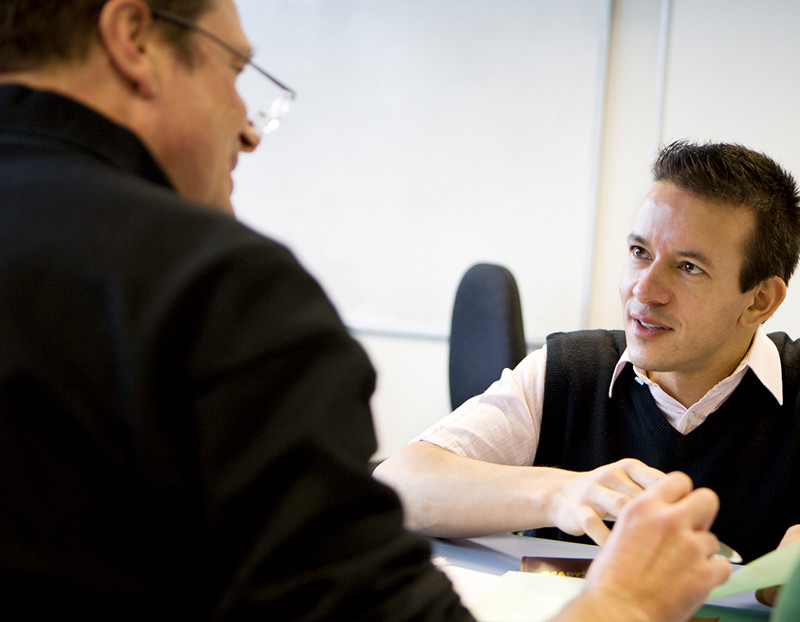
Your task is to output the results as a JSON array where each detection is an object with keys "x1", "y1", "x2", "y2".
[
  {"x1": 241, "y1": 121, "x2": 261, "y2": 153},
  {"x1": 632, "y1": 263, "x2": 671, "y2": 304}
]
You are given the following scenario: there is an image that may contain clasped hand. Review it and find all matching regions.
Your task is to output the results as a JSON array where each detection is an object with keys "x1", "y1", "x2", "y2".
[{"x1": 546, "y1": 457, "x2": 666, "y2": 544}]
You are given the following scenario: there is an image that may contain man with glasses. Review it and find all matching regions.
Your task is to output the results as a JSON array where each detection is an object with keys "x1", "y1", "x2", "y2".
[{"x1": 0, "y1": 1, "x2": 730, "y2": 620}]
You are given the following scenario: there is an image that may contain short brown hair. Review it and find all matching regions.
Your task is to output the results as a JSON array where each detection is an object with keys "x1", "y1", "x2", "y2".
[
  {"x1": 653, "y1": 140, "x2": 800, "y2": 290},
  {"x1": 0, "y1": 1, "x2": 212, "y2": 72}
]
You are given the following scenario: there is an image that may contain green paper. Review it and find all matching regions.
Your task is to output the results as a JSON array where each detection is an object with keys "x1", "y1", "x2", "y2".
[
  {"x1": 693, "y1": 604, "x2": 768, "y2": 621},
  {"x1": 709, "y1": 541, "x2": 800, "y2": 599}
]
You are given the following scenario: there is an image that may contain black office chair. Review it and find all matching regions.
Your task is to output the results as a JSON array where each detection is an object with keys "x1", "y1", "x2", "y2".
[{"x1": 448, "y1": 263, "x2": 527, "y2": 410}]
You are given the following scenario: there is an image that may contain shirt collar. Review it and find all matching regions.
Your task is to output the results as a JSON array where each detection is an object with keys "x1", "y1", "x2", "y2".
[
  {"x1": 0, "y1": 84, "x2": 173, "y2": 190},
  {"x1": 609, "y1": 326, "x2": 783, "y2": 405}
]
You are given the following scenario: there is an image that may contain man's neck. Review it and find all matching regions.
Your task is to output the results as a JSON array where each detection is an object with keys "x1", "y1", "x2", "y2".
[
  {"x1": 646, "y1": 370, "x2": 726, "y2": 408},
  {"x1": 647, "y1": 338, "x2": 755, "y2": 408},
  {"x1": 0, "y1": 52, "x2": 137, "y2": 134}
]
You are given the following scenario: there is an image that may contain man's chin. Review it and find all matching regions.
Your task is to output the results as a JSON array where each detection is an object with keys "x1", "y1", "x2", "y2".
[
  {"x1": 204, "y1": 193, "x2": 236, "y2": 216},
  {"x1": 625, "y1": 342, "x2": 666, "y2": 373}
]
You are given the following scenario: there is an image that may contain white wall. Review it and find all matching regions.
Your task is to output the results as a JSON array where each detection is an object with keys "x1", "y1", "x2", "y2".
[
  {"x1": 231, "y1": 0, "x2": 800, "y2": 459},
  {"x1": 233, "y1": 0, "x2": 609, "y2": 341}
]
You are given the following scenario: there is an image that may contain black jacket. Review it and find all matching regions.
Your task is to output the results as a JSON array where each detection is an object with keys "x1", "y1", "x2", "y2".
[{"x1": 0, "y1": 85, "x2": 470, "y2": 621}]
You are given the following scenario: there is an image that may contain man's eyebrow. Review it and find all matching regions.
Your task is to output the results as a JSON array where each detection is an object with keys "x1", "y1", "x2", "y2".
[
  {"x1": 626, "y1": 233, "x2": 715, "y2": 269},
  {"x1": 676, "y1": 249, "x2": 715, "y2": 270}
]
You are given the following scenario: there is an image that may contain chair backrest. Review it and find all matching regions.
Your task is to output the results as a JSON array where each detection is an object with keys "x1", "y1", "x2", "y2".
[
  {"x1": 771, "y1": 556, "x2": 800, "y2": 620},
  {"x1": 448, "y1": 263, "x2": 526, "y2": 410}
]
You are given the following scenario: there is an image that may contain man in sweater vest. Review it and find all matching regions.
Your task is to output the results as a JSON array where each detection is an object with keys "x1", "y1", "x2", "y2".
[{"x1": 375, "y1": 140, "x2": 800, "y2": 564}]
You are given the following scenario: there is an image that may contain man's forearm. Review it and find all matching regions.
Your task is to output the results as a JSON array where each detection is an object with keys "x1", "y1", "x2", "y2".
[
  {"x1": 374, "y1": 440, "x2": 568, "y2": 537},
  {"x1": 374, "y1": 441, "x2": 665, "y2": 543}
]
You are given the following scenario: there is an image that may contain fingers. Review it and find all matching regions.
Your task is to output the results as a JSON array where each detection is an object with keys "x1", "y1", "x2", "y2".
[
  {"x1": 579, "y1": 506, "x2": 612, "y2": 545},
  {"x1": 584, "y1": 485, "x2": 633, "y2": 522},
  {"x1": 640, "y1": 470, "x2": 693, "y2": 504},
  {"x1": 594, "y1": 459, "x2": 665, "y2": 498},
  {"x1": 756, "y1": 585, "x2": 781, "y2": 607},
  {"x1": 613, "y1": 472, "x2": 720, "y2": 549},
  {"x1": 581, "y1": 474, "x2": 729, "y2": 622},
  {"x1": 779, "y1": 524, "x2": 800, "y2": 547},
  {"x1": 679, "y1": 486, "x2": 720, "y2": 531},
  {"x1": 581, "y1": 460, "x2": 668, "y2": 523},
  {"x1": 696, "y1": 530, "x2": 723, "y2": 560},
  {"x1": 547, "y1": 460, "x2": 668, "y2": 540},
  {"x1": 709, "y1": 554, "x2": 734, "y2": 587},
  {"x1": 637, "y1": 473, "x2": 719, "y2": 532},
  {"x1": 617, "y1": 457, "x2": 667, "y2": 489},
  {"x1": 751, "y1": 524, "x2": 800, "y2": 606}
]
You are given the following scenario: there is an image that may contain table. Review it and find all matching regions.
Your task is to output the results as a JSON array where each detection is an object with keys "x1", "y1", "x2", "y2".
[{"x1": 431, "y1": 534, "x2": 772, "y2": 621}]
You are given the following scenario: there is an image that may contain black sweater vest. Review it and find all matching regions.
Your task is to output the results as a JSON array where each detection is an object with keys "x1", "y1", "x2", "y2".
[{"x1": 533, "y1": 329, "x2": 800, "y2": 562}]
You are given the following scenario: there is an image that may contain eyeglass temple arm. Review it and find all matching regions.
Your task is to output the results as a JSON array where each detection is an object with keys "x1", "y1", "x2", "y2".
[{"x1": 149, "y1": 7, "x2": 296, "y2": 97}]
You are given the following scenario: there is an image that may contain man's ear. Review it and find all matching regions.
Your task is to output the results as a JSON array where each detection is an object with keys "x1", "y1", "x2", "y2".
[
  {"x1": 97, "y1": 0, "x2": 160, "y2": 98},
  {"x1": 740, "y1": 275, "x2": 787, "y2": 327}
]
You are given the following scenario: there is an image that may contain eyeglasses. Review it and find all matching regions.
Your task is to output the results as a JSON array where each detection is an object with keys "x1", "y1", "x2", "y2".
[{"x1": 150, "y1": 7, "x2": 296, "y2": 137}]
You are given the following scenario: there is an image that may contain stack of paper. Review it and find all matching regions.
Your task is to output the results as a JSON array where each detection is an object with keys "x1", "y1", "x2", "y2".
[{"x1": 466, "y1": 541, "x2": 800, "y2": 622}]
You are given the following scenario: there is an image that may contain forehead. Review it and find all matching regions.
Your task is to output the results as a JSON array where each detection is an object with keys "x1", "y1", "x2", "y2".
[
  {"x1": 632, "y1": 181, "x2": 755, "y2": 260},
  {"x1": 196, "y1": 0, "x2": 252, "y2": 55}
]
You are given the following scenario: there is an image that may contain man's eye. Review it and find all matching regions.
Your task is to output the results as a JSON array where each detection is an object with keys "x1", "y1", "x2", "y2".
[
  {"x1": 631, "y1": 246, "x2": 650, "y2": 259},
  {"x1": 679, "y1": 262, "x2": 704, "y2": 275}
]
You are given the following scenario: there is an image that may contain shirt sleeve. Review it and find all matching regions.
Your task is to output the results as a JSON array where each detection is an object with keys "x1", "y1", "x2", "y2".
[{"x1": 416, "y1": 345, "x2": 547, "y2": 466}]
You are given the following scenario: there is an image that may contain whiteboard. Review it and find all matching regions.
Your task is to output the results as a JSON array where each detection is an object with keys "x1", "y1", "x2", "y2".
[
  {"x1": 660, "y1": 0, "x2": 800, "y2": 338},
  {"x1": 232, "y1": 0, "x2": 610, "y2": 340}
]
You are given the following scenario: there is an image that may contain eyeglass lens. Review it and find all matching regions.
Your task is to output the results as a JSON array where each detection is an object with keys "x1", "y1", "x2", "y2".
[{"x1": 237, "y1": 62, "x2": 294, "y2": 137}]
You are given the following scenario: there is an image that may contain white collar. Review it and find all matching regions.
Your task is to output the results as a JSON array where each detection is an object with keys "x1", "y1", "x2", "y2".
[{"x1": 608, "y1": 326, "x2": 783, "y2": 405}]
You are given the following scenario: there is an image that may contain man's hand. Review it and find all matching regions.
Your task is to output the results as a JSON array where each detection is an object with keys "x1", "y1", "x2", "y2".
[
  {"x1": 779, "y1": 524, "x2": 800, "y2": 545},
  {"x1": 554, "y1": 472, "x2": 731, "y2": 622},
  {"x1": 755, "y1": 524, "x2": 800, "y2": 606},
  {"x1": 546, "y1": 458, "x2": 666, "y2": 544}
]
